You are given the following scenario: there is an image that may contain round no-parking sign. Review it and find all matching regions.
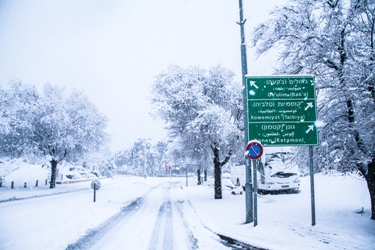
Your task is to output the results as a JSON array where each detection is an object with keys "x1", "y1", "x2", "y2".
[
  {"x1": 91, "y1": 180, "x2": 101, "y2": 190},
  {"x1": 245, "y1": 140, "x2": 263, "y2": 160}
]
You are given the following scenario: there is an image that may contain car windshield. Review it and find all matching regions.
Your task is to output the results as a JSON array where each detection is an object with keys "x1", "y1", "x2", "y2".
[{"x1": 271, "y1": 172, "x2": 297, "y2": 178}]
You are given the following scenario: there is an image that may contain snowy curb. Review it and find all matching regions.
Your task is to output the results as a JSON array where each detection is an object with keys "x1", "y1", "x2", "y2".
[
  {"x1": 56, "y1": 177, "x2": 106, "y2": 184},
  {"x1": 181, "y1": 187, "x2": 266, "y2": 250},
  {"x1": 0, "y1": 187, "x2": 88, "y2": 203},
  {"x1": 216, "y1": 233, "x2": 267, "y2": 250}
]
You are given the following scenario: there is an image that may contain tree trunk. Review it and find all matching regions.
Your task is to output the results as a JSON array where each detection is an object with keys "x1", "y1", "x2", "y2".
[
  {"x1": 49, "y1": 159, "x2": 57, "y2": 189},
  {"x1": 212, "y1": 143, "x2": 232, "y2": 199},
  {"x1": 345, "y1": 97, "x2": 375, "y2": 219},
  {"x1": 365, "y1": 158, "x2": 375, "y2": 220},
  {"x1": 214, "y1": 159, "x2": 222, "y2": 199}
]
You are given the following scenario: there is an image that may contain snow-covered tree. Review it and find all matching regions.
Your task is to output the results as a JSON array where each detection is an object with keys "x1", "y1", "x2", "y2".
[
  {"x1": 0, "y1": 81, "x2": 39, "y2": 158},
  {"x1": 151, "y1": 65, "x2": 243, "y2": 199},
  {"x1": 82, "y1": 147, "x2": 112, "y2": 173},
  {"x1": 251, "y1": 0, "x2": 375, "y2": 219},
  {"x1": 113, "y1": 149, "x2": 133, "y2": 168},
  {"x1": 154, "y1": 141, "x2": 168, "y2": 175},
  {"x1": 0, "y1": 81, "x2": 109, "y2": 188},
  {"x1": 130, "y1": 138, "x2": 154, "y2": 174}
]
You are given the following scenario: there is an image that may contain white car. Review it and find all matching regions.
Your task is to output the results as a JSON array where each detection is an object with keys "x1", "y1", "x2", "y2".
[
  {"x1": 231, "y1": 165, "x2": 300, "y2": 193},
  {"x1": 258, "y1": 171, "x2": 300, "y2": 193}
]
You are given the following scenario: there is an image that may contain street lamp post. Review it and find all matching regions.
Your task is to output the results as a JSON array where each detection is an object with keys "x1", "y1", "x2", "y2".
[
  {"x1": 185, "y1": 162, "x2": 188, "y2": 186},
  {"x1": 167, "y1": 163, "x2": 172, "y2": 178},
  {"x1": 144, "y1": 138, "x2": 151, "y2": 176},
  {"x1": 144, "y1": 153, "x2": 147, "y2": 175},
  {"x1": 139, "y1": 155, "x2": 144, "y2": 175},
  {"x1": 237, "y1": 0, "x2": 253, "y2": 223},
  {"x1": 132, "y1": 150, "x2": 135, "y2": 175}
]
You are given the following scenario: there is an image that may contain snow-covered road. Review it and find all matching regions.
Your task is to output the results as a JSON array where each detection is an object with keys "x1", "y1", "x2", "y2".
[
  {"x1": 2, "y1": 174, "x2": 373, "y2": 249},
  {"x1": 67, "y1": 182, "x2": 197, "y2": 250},
  {"x1": 0, "y1": 177, "x2": 231, "y2": 250}
]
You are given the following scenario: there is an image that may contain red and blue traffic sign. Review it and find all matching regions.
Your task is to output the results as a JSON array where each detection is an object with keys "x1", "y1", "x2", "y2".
[{"x1": 246, "y1": 140, "x2": 263, "y2": 160}]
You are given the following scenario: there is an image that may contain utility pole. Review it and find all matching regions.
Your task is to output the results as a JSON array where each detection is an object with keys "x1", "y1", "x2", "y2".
[
  {"x1": 237, "y1": 0, "x2": 253, "y2": 223},
  {"x1": 144, "y1": 153, "x2": 147, "y2": 174},
  {"x1": 185, "y1": 163, "x2": 188, "y2": 186},
  {"x1": 132, "y1": 150, "x2": 135, "y2": 175}
]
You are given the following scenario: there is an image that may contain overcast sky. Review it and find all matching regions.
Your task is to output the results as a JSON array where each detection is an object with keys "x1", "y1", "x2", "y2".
[{"x1": 0, "y1": 0, "x2": 286, "y2": 152}]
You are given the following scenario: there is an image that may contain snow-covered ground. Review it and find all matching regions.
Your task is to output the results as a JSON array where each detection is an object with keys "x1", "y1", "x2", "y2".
[
  {"x1": 0, "y1": 165, "x2": 374, "y2": 249},
  {"x1": 192, "y1": 174, "x2": 374, "y2": 249}
]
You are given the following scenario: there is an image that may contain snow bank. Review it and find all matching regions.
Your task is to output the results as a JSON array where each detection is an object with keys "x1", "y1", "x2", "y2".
[
  {"x1": 184, "y1": 173, "x2": 374, "y2": 250},
  {"x1": 0, "y1": 161, "x2": 101, "y2": 188},
  {"x1": 1, "y1": 163, "x2": 49, "y2": 188}
]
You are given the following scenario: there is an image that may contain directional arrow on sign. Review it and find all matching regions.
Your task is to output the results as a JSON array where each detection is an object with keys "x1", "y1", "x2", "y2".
[
  {"x1": 249, "y1": 81, "x2": 259, "y2": 89},
  {"x1": 305, "y1": 102, "x2": 313, "y2": 111},
  {"x1": 306, "y1": 125, "x2": 314, "y2": 133}
]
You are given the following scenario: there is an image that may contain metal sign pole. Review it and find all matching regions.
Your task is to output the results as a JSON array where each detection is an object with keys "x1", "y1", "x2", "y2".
[
  {"x1": 245, "y1": 162, "x2": 253, "y2": 223},
  {"x1": 245, "y1": 141, "x2": 263, "y2": 226},
  {"x1": 253, "y1": 159, "x2": 258, "y2": 227},
  {"x1": 93, "y1": 183, "x2": 96, "y2": 202},
  {"x1": 309, "y1": 146, "x2": 316, "y2": 226}
]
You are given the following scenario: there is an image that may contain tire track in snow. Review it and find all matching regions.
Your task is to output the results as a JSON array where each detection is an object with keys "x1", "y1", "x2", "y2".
[
  {"x1": 65, "y1": 197, "x2": 143, "y2": 250},
  {"x1": 66, "y1": 182, "x2": 166, "y2": 250},
  {"x1": 66, "y1": 182, "x2": 196, "y2": 250},
  {"x1": 148, "y1": 187, "x2": 174, "y2": 250}
]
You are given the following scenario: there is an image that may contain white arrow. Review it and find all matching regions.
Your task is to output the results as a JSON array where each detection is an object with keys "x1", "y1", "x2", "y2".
[
  {"x1": 249, "y1": 81, "x2": 259, "y2": 89},
  {"x1": 304, "y1": 102, "x2": 313, "y2": 110},
  {"x1": 306, "y1": 125, "x2": 314, "y2": 134}
]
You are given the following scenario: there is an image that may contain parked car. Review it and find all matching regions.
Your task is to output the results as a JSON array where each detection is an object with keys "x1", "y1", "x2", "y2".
[
  {"x1": 230, "y1": 166, "x2": 300, "y2": 193},
  {"x1": 258, "y1": 171, "x2": 300, "y2": 193},
  {"x1": 231, "y1": 148, "x2": 300, "y2": 194}
]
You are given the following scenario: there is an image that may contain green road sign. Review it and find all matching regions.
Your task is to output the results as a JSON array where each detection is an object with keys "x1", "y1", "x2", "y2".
[
  {"x1": 247, "y1": 76, "x2": 316, "y2": 99},
  {"x1": 248, "y1": 100, "x2": 317, "y2": 122},
  {"x1": 246, "y1": 76, "x2": 318, "y2": 146},
  {"x1": 248, "y1": 122, "x2": 318, "y2": 146}
]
